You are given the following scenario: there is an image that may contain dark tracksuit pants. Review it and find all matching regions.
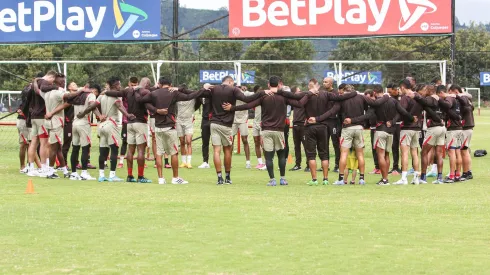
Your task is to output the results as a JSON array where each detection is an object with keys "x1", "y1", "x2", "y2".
[
  {"x1": 201, "y1": 118, "x2": 211, "y2": 163},
  {"x1": 292, "y1": 124, "x2": 308, "y2": 167},
  {"x1": 326, "y1": 118, "x2": 341, "y2": 168}
]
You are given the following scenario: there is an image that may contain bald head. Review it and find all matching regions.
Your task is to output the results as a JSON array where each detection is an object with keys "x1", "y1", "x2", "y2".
[
  {"x1": 323, "y1": 77, "x2": 334, "y2": 90},
  {"x1": 139, "y1": 77, "x2": 151, "y2": 89}
]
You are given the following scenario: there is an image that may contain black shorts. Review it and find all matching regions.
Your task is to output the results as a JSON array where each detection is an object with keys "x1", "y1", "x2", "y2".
[
  {"x1": 305, "y1": 125, "x2": 329, "y2": 161},
  {"x1": 64, "y1": 122, "x2": 72, "y2": 143}
]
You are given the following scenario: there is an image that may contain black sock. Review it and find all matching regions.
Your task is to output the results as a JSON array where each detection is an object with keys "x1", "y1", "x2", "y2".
[
  {"x1": 164, "y1": 158, "x2": 169, "y2": 165},
  {"x1": 468, "y1": 170, "x2": 472, "y2": 176},
  {"x1": 71, "y1": 145, "x2": 80, "y2": 173},
  {"x1": 360, "y1": 174, "x2": 365, "y2": 180},
  {"x1": 339, "y1": 174, "x2": 344, "y2": 181},
  {"x1": 217, "y1": 171, "x2": 222, "y2": 179},
  {"x1": 312, "y1": 178, "x2": 317, "y2": 182},
  {"x1": 323, "y1": 178, "x2": 328, "y2": 181},
  {"x1": 109, "y1": 144, "x2": 119, "y2": 172},
  {"x1": 277, "y1": 150, "x2": 286, "y2": 177},
  {"x1": 225, "y1": 171, "x2": 230, "y2": 180},
  {"x1": 265, "y1": 151, "x2": 275, "y2": 179}
]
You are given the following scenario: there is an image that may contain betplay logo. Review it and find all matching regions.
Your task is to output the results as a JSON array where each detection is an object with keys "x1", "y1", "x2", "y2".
[
  {"x1": 113, "y1": 0, "x2": 148, "y2": 38},
  {"x1": 399, "y1": 0, "x2": 437, "y2": 31}
]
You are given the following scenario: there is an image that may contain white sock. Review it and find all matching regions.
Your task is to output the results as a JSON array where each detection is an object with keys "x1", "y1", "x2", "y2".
[
  {"x1": 49, "y1": 166, "x2": 55, "y2": 175},
  {"x1": 431, "y1": 164, "x2": 437, "y2": 173},
  {"x1": 45, "y1": 159, "x2": 50, "y2": 168},
  {"x1": 258, "y1": 158, "x2": 263, "y2": 165},
  {"x1": 246, "y1": 160, "x2": 251, "y2": 165},
  {"x1": 62, "y1": 167, "x2": 68, "y2": 174},
  {"x1": 187, "y1": 155, "x2": 192, "y2": 164},
  {"x1": 29, "y1": 163, "x2": 34, "y2": 170},
  {"x1": 99, "y1": 170, "x2": 105, "y2": 177},
  {"x1": 119, "y1": 157, "x2": 124, "y2": 163},
  {"x1": 41, "y1": 164, "x2": 46, "y2": 172},
  {"x1": 182, "y1": 156, "x2": 186, "y2": 163},
  {"x1": 402, "y1": 171, "x2": 408, "y2": 180},
  {"x1": 414, "y1": 171, "x2": 420, "y2": 178},
  {"x1": 109, "y1": 171, "x2": 116, "y2": 178},
  {"x1": 81, "y1": 170, "x2": 88, "y2": 176}
]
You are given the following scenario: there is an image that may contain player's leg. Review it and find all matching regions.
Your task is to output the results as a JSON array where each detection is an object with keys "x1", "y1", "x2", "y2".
[
  {"x1": 177, "y1": 123, "x2": 187, "y2": 167},
  {"x1": 213, "y1": 145, "x2": 223, "y2": 184},
  {"x1": 134, "y1": 123, "x2": 150, "y2": 182},
  {"x1": 305, "y1": 127, "x2": 318, "y2": 185},
  {"x1": 200, "y1": 119, "x2": 211, "y2": 168},
  {"x1": 62, "y1": 122, "x2": 72, "y2": 169},
  {"x1": 185, "y1": 132, "x2": 193, "y2": 168},
  {"x1": 317, "y1": 126, "x2": 330, "y2": 184},
  {"x1": 329, "y1": 121, "x2": 341, "y2": 172},
  {"x1": 390, "y1": 124, "x2": 401, "y2": 174},
  {"x1": 119, "y1": 123, "x2": 128, "y2": 167},
  {"x1": 291, "y1": 125, "x2": 303, "y2": 171},
  {"x1": 240, "y1": 123, "x2": 251, "y2": 168},
  {"x1": 223, "y1": 145, "x2": 233, "y2": 184}
]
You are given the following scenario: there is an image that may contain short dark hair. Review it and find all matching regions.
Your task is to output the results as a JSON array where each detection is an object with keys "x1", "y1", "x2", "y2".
[
  {"x1": 387, "y1": 83, "x2": 399, "y2": 89},
  {"x1": 309, "y1": 78, "x2": 318, "y2": 84},
  {"x1": 338, "y1": 83, "x2": 347, "y2": 90},
  {"x1": 400, "y1": 79, "x2": 412, "y2": 90},
  {"x1": 253, "y1": 85, "x2": 261, "y2": 93},
  {"x1": 431, "y1": 77, "x2": 441, "y2": 84},
  {"x1": 179, "y1": 83, "x2": 187, "y2": 90},
  {"x1": 89, "y1": 83, "x2": 101, "y2": 94},
  {"x1": 269, "y1": 76, "x2": 280, "y2": 88},
  {"x1": 436, "y1": 85, "x2": 447, "y2": 94},
  {"x1": 415, "y1": 84, "x2": 426, "y2": 93},
  {"x1": 46, "y1": 70, "x2": 57, "y2": 77},
  {"x1": 449, "y1": 84, "x2": 462, "y2": 93},
  {"x1": 36, "y1": 72, "x2": 45, "y2": 78},
  {"x1": 107, "y1": 76, "x2": 121, "y2": 88},
  {"x1": 129, "y1": 77, "x2": 138, "y2": 84},
  {"x1": 159, "y1": 77, "x2": 171, "y2": 86},
  {"x1": 364, "y1": 89, "x2": 374, "y2": 97},
  {"x1": 373, "y1": 84, "x2": 384, "y2": 94},
  {"x1": 291, "y1": 86, "x2": 299, "y2": 93},
  {"x1": 222, "y1": 75, "x2": 233, "y2": 83}
]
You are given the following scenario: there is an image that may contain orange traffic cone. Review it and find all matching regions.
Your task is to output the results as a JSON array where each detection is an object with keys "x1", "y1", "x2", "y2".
[
  {"x1": 287, "y1": 154, "x2": 293, "y2": 164},
  {"x1": 25, "y1": 179, "x2": 35, "y2": 194}
]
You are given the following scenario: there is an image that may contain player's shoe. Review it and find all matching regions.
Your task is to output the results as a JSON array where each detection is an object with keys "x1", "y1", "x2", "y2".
[
  {"x1": 117, "y1": 163, "x2": 124, "y2": 169},
  {"x1": 377, "y1": 179, "x2": 390, "y2": 186},
  {"x1": 108, "y1": 176, "x2": 124, "y2": 182},
  {"x1": 20, "y1": 167, "x2": 28, "y2": 174},
  {"x1": 126, "y1": 176, "x2": 137, "y2": 183},
  {"x1": 280, "y1": 178, "x2": 288, "y2": 186},
  {"x1": 217, "y1": 178, "x2": 224, "y2": 185},
  {"x1": 323, "y1": 180, "x2": 330, "y2": 185},
  {"x1": 172, "y1": 177, "x2": 188, "y2": 185},
  {"x1": 87, "y1": 163, "x2": 97, "y2": 169},
  {"x1": 179, "y1": 163, "x2": 187, "y2": 168},
  {"x1": 333, "y1": 180, "x2": 345, "y2": 185},
  {"x1": 304, "y1": 167, "x2": 311, "y2": 172},
  {"x1": 411, "y1": 177, "x2": 420, "y2": 185},
  {"x1": 308, "y1": 180, "x2": 318, "y2": 186},
  {"x1": 137, "y1": 177, "x2": 153, "y2": 184},
  {"x1": 369, "y1": 168, "x2": 380, "y2": 174},
  {"x1": 98, "y1": 177, "x2": 108, "y2": 182},
  {"x1": 164, "y1": 164, "x2": 172, "y2": 169},
  {"x1": 186, "y1": 163, "x2": 193, "y2": 169},
  {"x1": 393, "y1": 179, "x2": 408, "y2": 185},
  {"x1": 419, "y1": 178, "x2": 428, "y2": 184},
  {"x1": 225, "y1": 179, "x2": 233, "y2": 185},
  {"x1": 432, "y1": 179, "x2": 444, "y2": 184},
  {"x1": 289, "y1": 165, "x2": 301, "y2": 171},
  {"x1": 267, "y1": 179, "x2": 277, "y2": 186},
  {"x1": 198, "y1": 162, "x2": 210, "y2": 169},
  {"x1": 359, "y1": 179, "x2": 366, "y2": 185},
  {"x1": 443, "y1": 177, "x2": 454, "y2": 184},
  {"x1": 258, "y1": 164, "x2": 267, "y2": 171},
  {"x1": 46, "y1": 173, "x2": 60, "y2": 179},
  {"x1": 80, "y1": 173, "x2": 96, "y2": 181},
  {"x1": 245, "y1": 163, "x2": 252, "y2": 169},
  {"x1": 158, "y1": 178, "x2": 167, "y2": 185},
  {"x1": 426, "y1": 171, "x2": 437, "y2": 178},
  {"x1": 333, "y1": 166, "x2": 339, "y2": 173},
  {"x1": 70, "y1": 173, "x2": 81, "y2": 181}
]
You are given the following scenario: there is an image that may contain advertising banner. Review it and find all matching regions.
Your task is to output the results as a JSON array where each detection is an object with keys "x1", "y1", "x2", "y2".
[
  {"x1": 324, "y1": 70, "x2": 382, "y2": 85},
  {"x1": 229, "y1": 0, "x2": 453, "y2": 38},
  {"x1": 0, "y1": 0, "x2": 161, "y2": 42},
  {"x1": 200, "y1": 70, "x2": 256, "y2": 84},
  {"x1": 480, "y1": 72, "x2": 490, "y2": 86}
]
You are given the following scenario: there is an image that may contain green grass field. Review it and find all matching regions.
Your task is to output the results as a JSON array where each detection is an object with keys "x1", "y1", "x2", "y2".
[{"x1": 1, "y1": 111, "x2": 490, "y2": 274}]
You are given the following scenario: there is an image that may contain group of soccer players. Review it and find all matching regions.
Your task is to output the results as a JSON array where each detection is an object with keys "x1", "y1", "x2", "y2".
[{"x1": 16, "y1": 71, "x2": 475, "y2": 186}]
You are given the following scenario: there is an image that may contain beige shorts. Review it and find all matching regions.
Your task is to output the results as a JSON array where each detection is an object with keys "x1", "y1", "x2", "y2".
[
  {"x1": 340, "y1": 126, "x2": 364, "y2": 149},
  {"x1": 72, "y1": 124, "x2": 92, "y2": 147},
  {"x1": 252, "y1": 123, "x2": 261, "y2": 137},
  {"x1": 374, "y1": 131, "x2": 393, "y2": 153},
  {"x1": 176, "y1": 120, "x2": 194, "y2": 137},
  {"x1": 461, "y1": 129, "x2": 473, "y2": 149},
  {"x1": 423, "y1": 126, "x2": 446, "y2": 147},
  {"x1": 446, "y1": 130, "x2": 463, "y2": 150},
  {"x1": 127, "y1": 122, "x2": 148, "y2": 145},
  {"x1": 232, "y1": 123, "x2": 249, "y2": 136},
  {"x1": 17, "y1": 119, "x2": 30, "y2": 144},
  {"x1": 400, "y1": 130, "x2": 420, "y2": 148},
  {"x1": 149, "y1": 118, "x2": 156, "y2": 135},
  {"x1": 31, "y1": 119, "x2": 48, "y2": 138},
  {"x1": 48, "y1": 127, "x2": 63, "y2": 145},
  {"x1": 99, "y1": 121, "x2": 120, "y2": 148},
  {"x1": 211, "y1": 123, "x2": 233, "y2": 146},
  {"x1": 155, "y1": 128, "x2": 178, "y2": 156},
  {"x1": 262, "y1": 130, "x2": 285, "y2": 152}
]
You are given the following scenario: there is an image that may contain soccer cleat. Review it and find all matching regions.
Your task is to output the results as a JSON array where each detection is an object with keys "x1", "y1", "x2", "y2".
[
  {"x1": 225, "y1": 179, "x2": 233, "y2": 185},
  {"x1": 289, "y1": 165, "x2": 301, "y2": 171},
  {"x1": 369, "y1": 168, "x2": 380, "y2": 174},
  {"x1": 304, "y1": 167, "x2": 311, "y2": 173},
  {"x1": 217, "y1": 178, "x2": 224, "y2": 185},
  {"x1": 80, "y1": 173, "x2": 96, "y2": 181},
  {"x1": 280, "y1": 178, "x2": 288, "y2": 186},
  {"x1": 307, "y1": 180, "x2": 318, "y2": 186},
  {"x1": 333, "y1": 180, "x2": 345, "y2": 185},
  {"x1": 411, "y1": 177, "x2": 420, "y2": 185},
  {"x1": 377, "y1": 180, "x2": 390, "y2": 186},
  {"x1": 393, "y1": 179, "x2": 408, "y2": 185},
  {"x1": 408, "y1": 168, "x2": 415, "y2": 176},
  {"x1": 389, "y1": 169, "x2": 401, "y2": 175},
  {"x1": 108, "y1": 176, "x2": 123, "y2": 182},
  {"x1": 186, "y1": 163, "x2": 193, "y2": 169},
  {"x1": 46, "y1": 173, "x2": 60, "y2": 179},
  {"x1": 349, "y1": 181, "x2": 355, "y2": 185},
  {"x1": 443, "y1": 177, "x2": 454, "y2": 184},
  {"x1": 457, "y1": 176, "x2": 466, "y2": 182},
  {"x1": 117, "y1": 163, "x2": 124, "y2": 169},
  {"x1": 179, "y1": 163, "x2": 187, "y2": 168},
  {"x1": 137, "y1": 177, "x2": 153, "y2": 184},
  {"x1": 20, "y1": 167, "x2": 28, "y2": 174},
  {"x1": 323, "y1": 180, "x2": 330, "y2": 185},
  {"x1": 333, "y1": 167, "x2": 339, "y2": 173},
  {"x1": 359, "y1": 179, "x2": 366, "y2": 185},
  {"x1": 258, "y1": 164, "x2": 267, "y2": 171},
  {"x1": 171, "y1": 178, "x2": 189, "y2": 185},
  {"x1": 87, "y1": 163, "x2": 97, "y2": 169},
  {"x1": 267, "y1": 179, "x2": 277, "y2": 186},
  {"x1": 432, "y1": 179, "x2": 444, "y2": 184},
  {"x1": 70, "y1": 173, "x2": 81, "y2": 181},
  {"x1": 426, "y1": 171, "x2": 437, "y2": 178},
  {"x1": 158, "y1": 178, "x2": 166, "y2": 185},
  {"x1": 126, "y1": 176, "x2": 137, "y2": 183},
  {"x1": 98, "y1": 177, "x2": 108, "y2": 182},
  {"x1": 245, "y1": 163, "x2": 252, "y2": 169},
  {"x1": 76, "y1": 163, "x2": 82, "y2": 169},
  {"x1": 164, "y1": 164, "x2": 171, "y2": 169},
  {"x1": 63, "y1": 172, "x2": 71, "y2": 178},
  {"x1": 198, "y1": 162, "x2": 210, "y2": 169},
  {"x1": 419, "y1": 179, "x2": 428, "y2": 184}
]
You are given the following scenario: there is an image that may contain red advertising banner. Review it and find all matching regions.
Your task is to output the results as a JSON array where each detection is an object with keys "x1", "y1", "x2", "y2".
[{"x1": 229, "y1": 0, "x2": 453, "y2": 38}]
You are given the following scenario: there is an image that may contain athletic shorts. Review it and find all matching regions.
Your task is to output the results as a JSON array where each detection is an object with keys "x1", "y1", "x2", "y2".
[
  {"x1": 423, "y1": 126, "x2": 446, "y2": 147},
  {"x1": 127, "y1": 122, "x2": 148, "y2": 145},
  {"x1": 31, "y1": 119, "x2": 48, "y2": 138},
  {"x1": 48, "y1": 127, "x2": 63, "y2": 145},
  {"x1": 232, "y1": 122, "x2": 249, "y2": 136},
  {"x1": 340, "y1": 126, "x2": 364, "y2": 149},
  {"x1": 461, "y1": 129, "x2": 473, "y2": 150},
  {"x1": 262, "y1": 130, "x2": 285, "y2": 152},
  {"x1": 176, "y1": 120, "x2": 194, "y2": 137},
  {"x1": 155, "y1": 128, "x2": 178, "y2": 156},
  {"x1": 17, "y1": 119, "x2": 30, "y2": 144},
  {"x1": 400, "y1": 130, "x2": 421, "y2": 148},
  {"x1": 305, "y1": 125, "x2": 328, "y2": 161},
  {"x1": 72, "y1": 124, "x2": 92, "y2": 147},
  {"x1": 252, "y1": 122, "x2": 261, "y2": 137},
  {"x1": 149, "y1": 118, "x2": 155, "y2": 136},
  {"x1": 211, "y1": 123, "x2": 233, "y2": 146},
  {"x1": 99, "y1": 121, "x2": 120, "y2": 148},
  {"x1": 374, "y1": 131, "x2": 393, "y2": 153},
  {"x1": 347, "y1": 150, "x2": 359, "y2": 170},
  {"x1": 445, "y1": 130, "x2": 463, "y2": 150}
]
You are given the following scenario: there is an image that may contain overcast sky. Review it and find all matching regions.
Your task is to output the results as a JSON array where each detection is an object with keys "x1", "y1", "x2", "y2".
[{"x1": 179, "y1": 0, "x2": 490, "y2": 25}]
